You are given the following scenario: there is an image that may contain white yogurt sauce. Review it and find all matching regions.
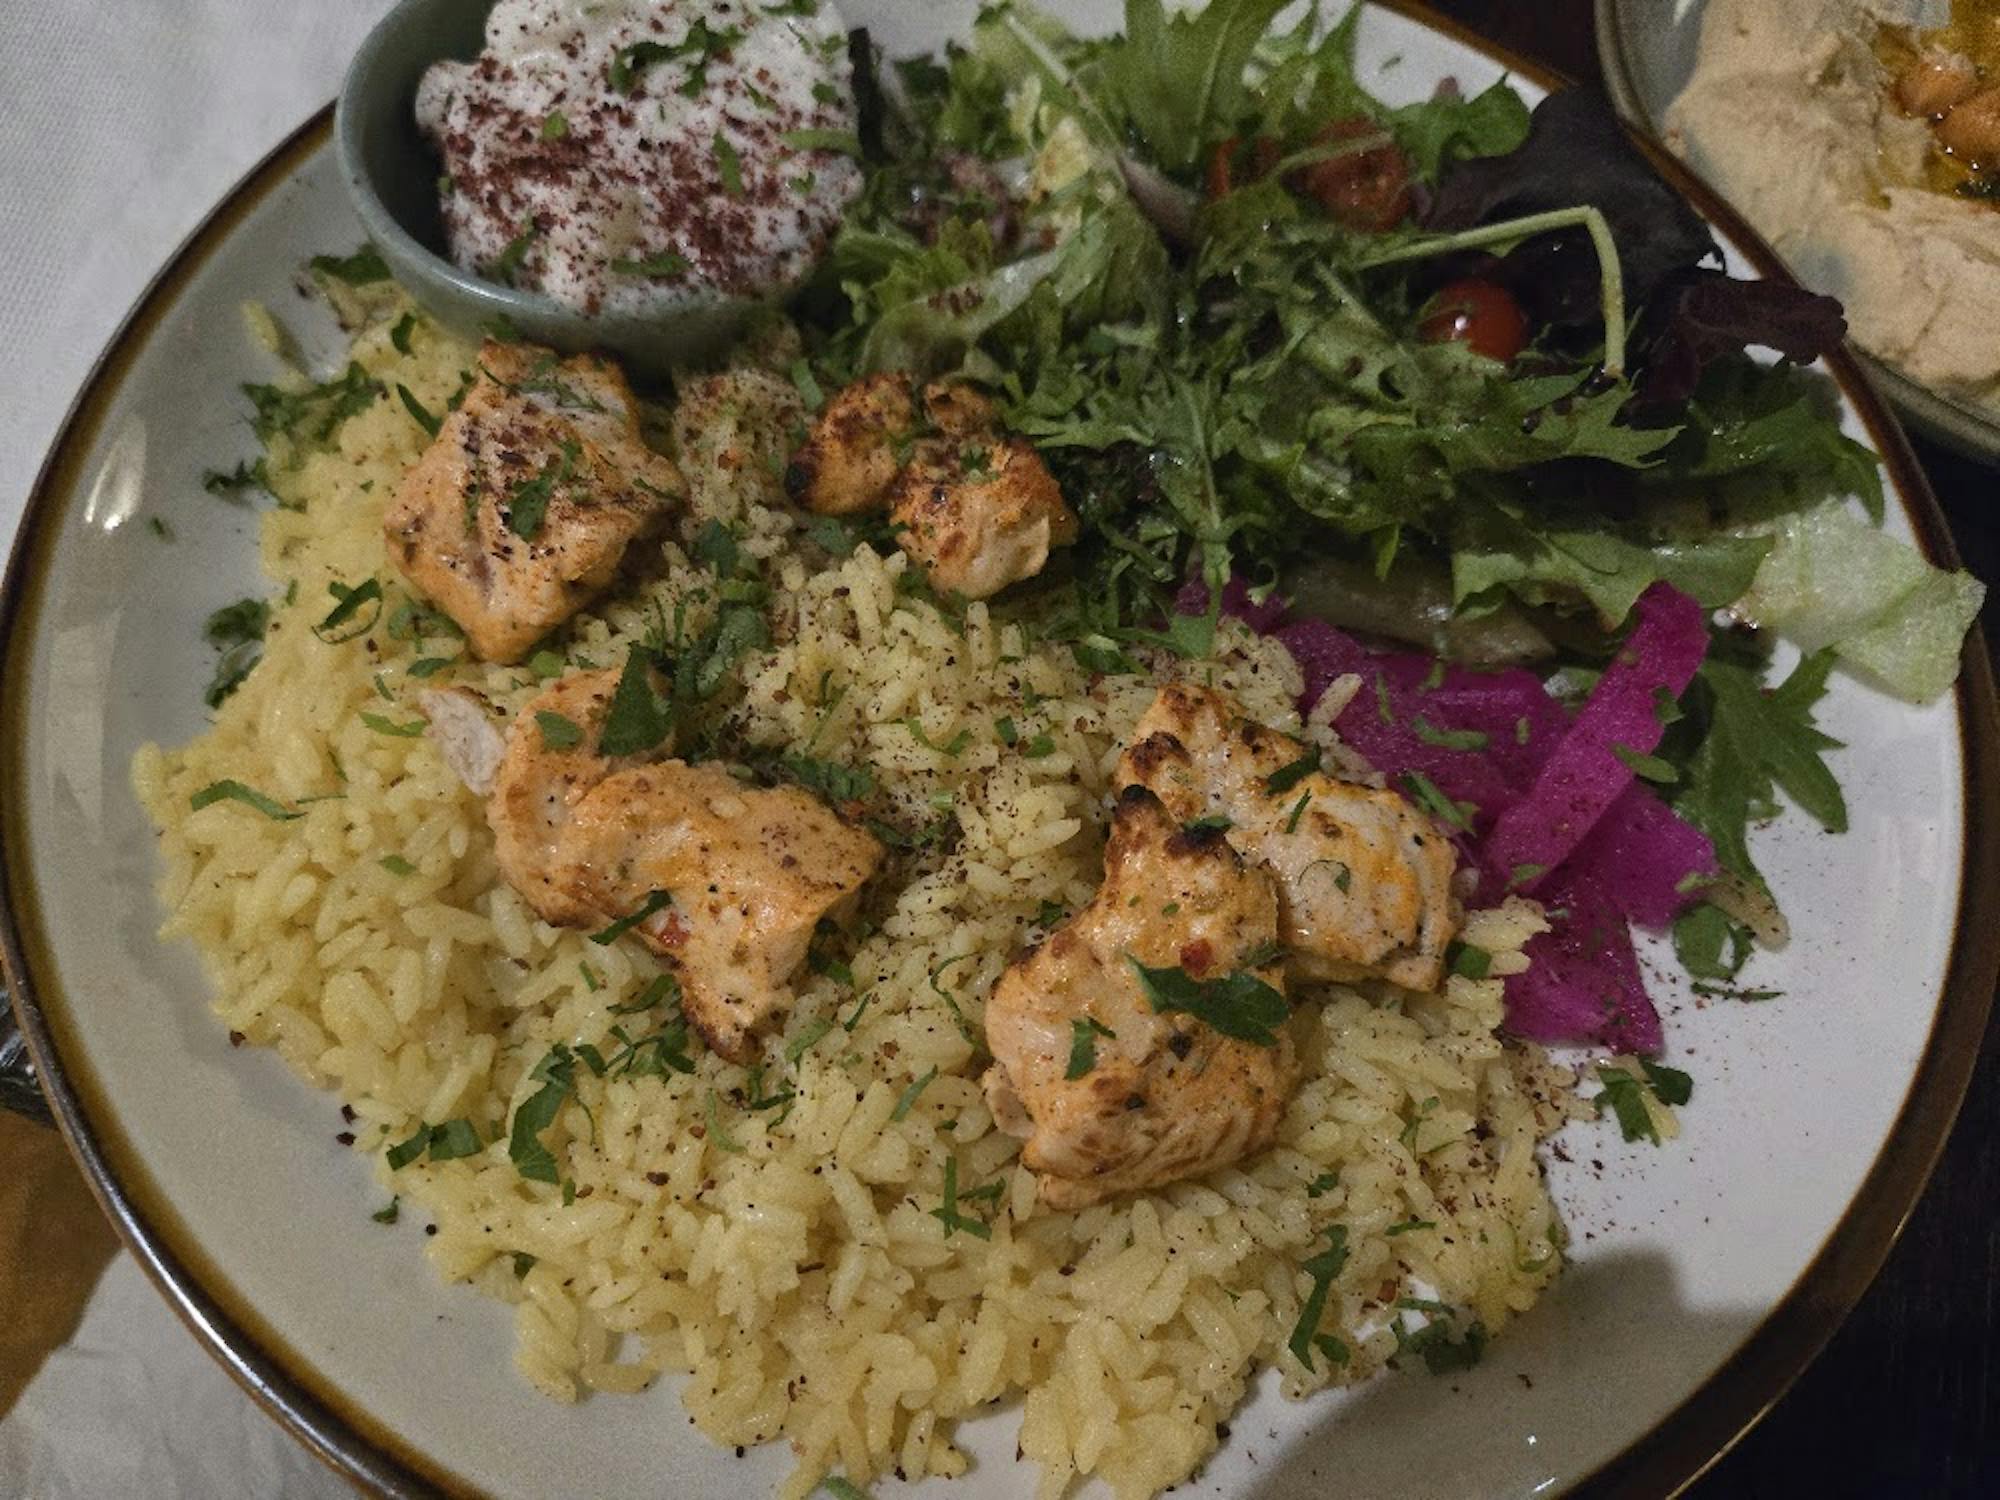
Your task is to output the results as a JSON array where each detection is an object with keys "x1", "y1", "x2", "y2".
[{"x1": 416, "y1": 0, "x2": 863, "y2": 315}]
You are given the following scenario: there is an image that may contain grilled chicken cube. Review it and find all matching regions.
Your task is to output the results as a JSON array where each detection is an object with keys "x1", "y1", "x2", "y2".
[
  {"x1": 887, "y1": 433, "x2": 1078, "y2": 600},
  {"x1": 485, "y1": 667, "x2": 646, "y2": 926},
  {"x1": 784, "y1": 374, "x2": 992, "y2": 517},
  {"x1": 784, "y1": 373, "x2": 1078, "y2": 597},
  {"x1": 982, "y1": 786, "x2": 1297, "y2": 1210},
  {"x1": 550, "y1": 761, "x2": 883, "y2": 1061},
  {"x1": 1117, "y1": 684, "x2": 1459, "y2": 992},
  {"x1": 383, "y1": 341, "x2": 683, "y2": 663},
  {"x1": 417, "y1": 686, "x2": 508, "y2": 796},
  {"x1": 784, "y1": 373, "x2": 919, "y2": 517}
]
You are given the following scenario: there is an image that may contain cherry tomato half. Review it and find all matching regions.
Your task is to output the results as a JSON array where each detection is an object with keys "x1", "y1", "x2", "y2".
[
  {"x1": 1417, "y1": 277, "x2": 1530, "y2": 363},
  {"x1": 1292, "y1": 116, "x2": 1413, "y2": 233},
  {"x1": 1205, "y1": 135, "x2": 1283, "y2": 199}
]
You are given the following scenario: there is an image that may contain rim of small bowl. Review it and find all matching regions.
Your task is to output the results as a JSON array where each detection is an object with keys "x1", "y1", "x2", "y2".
[{"x1": 334, "y1": 0, "x2": 746, "y2": 352}]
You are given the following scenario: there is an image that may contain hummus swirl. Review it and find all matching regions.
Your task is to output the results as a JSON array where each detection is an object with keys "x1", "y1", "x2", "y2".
[{"x1": 1664, "y1": 0, "x2": 2000, "y2": 416}]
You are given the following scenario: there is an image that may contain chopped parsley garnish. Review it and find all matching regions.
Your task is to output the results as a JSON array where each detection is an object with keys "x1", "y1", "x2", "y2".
[
  {"x1": 841, "y1": 993, "x2": 874, "y2": 1032},
  {"x1": 1264, "y1": 749, "x2": 1320, "y2": 796},
  {"x1": 704, "y1": 1089, "x2": 745, "y2": 1153},
  {"x1": 535, "y1": 711, "x2": 584, "y2": 751},
  {"x1": 713, "y1": 132, "x2": 745, "y2": 196},
  {"x1": 1385, "y1": 1218, "x2": 1436, "y2": 1236},
  {"x1": 427, "y1": 1118, "x2": 483, "y2": 1160},
  {"x1": 379, "y1": 854, "x2": 416, "y2": 876},
  {"x1": 244, "y1": 362, "x2": 382, "y2": 450},
  {"x1": 778, "y1": 128, "x2": 863, "y2": 156},
  {"x1": 599, "y1": 647, "x2": 673, "y2": 756},
  {"x1": 1410, "y1": 717, "x2": 1490, "y2": 751},
  {"x1": 1034, "y1": 899, "x2": 1067, "y2": 928},
  {"x1": 360, "y1": 712, "x2": 425, "y2": 737},
  {"x1": 407, "y1": 656, "x2": 454, "y2": 679},
  {"x1": 190, "y1": 779, "x2": 300, "y2": 820},
  {"x1": 608, "y1": 20, "x2": 744, "y2": 95},
  {"x1": 788, "y1": 358, "x2": 826, "y2": 411},
  {"x1": 504, "y1": 438, "x2": 579, "y2": 540},
  {"x1": 528, "y1": 650, "x2": 566, "y2": 680},
  {"x1": 1400, "y1": 770, "x2": 1475, "y2": 831},
  {"x1": 539, "y1": 111, "x2": 569, "y2": 141},
  {"x1": 1065, "y1": 1016, "x2": 1115, "y2": 1079},
  {"x1": 1305, "y1": 1171, "x2": 1338, "y2": 1198},
  {"x1": 1181, "y1": 813, "x2": 1233, "y2": 834},
  {"x1": 1126, "y1": 958, "x2": 1287, "y2": 1048},
  {"x1": 509, "y1": 1045, "x2": 581, "y2": 1183},
  {"x1": 905, "y1": 717, "x2": 972, "y2": 756},
  {"x1": 610, "y1": 973, "x2": 680, "y2": 1016},
  {"x1": 781, "y1": 754, "x2": 876, "y2": 804},
  {"x1": 785, "y1": 1017, "x2": 835, "y2": 1063},
  {"x1": 590, "y1": 889, "x2": 671, "y2": 946},
  {"x1": 1594, "y1": 1061, "x2": 1692, "y2": 1145},
  {"x1": 1612, "y1": 744, "x2": 1678, "y2": 784},
  {"x1": 1020, "y1": 733, "x2": 1056, "y2": 758},
  {"x1": 1283, "y1": 790, "x2": 1312, "y2": 835},
  {"x1": 397, "y1": 384, "x2": 441, "y2": 437},
  {"x1": 512, "y1": 1252, "x2": 537, "y2": 1278},
  {"x1": 1286, "y1": 1226, "x2": 1350, "y2": 1373},
  {"x1": 1446, "y1": 942, "x2": 1493, "y2": 980},
  {"x1": 1393, "y1": 1312, "x2": 1488, "y2": 1375},
  {"x1": 202, "y1": 596, "x2": 269, "y2": 708},
  {"x1": 485, "y1": 221, "x2": 539, "y2": 286},
  {"x1": 202, "y1": 458, "x2": 270, "y2": 501},
  {"x1": 314, "y1": 578, "x2": 383, "y2": 643},
  {"x1": 387, "y1": 1118, "x2": 482, "y2": 1169},
  {"x1": 929, "y1": 1155, "x2": 993, "y2": 1241},
  {"x1": 309, "y1": 244, "x2": 391, "y2": 285},
  {"x1": 994, "y1": 716, "x2": 1019, "y2": 746},
  {"x1": 891, "y1": 1067, "x2": 939, "y2": 1122},
  {"x1": 371, "y1": 1198, "x2": 400, "y2": 1224},
  {"x1": 389, "y1": 312, "x2": 418, "y2": 355},
  {"x1": 610, "y1": 250, "x2": 692, "y2": 278}
]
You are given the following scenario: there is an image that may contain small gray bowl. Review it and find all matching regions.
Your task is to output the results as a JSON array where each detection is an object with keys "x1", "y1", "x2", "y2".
[{"x1": 335, "y1": 0, "x2": 763, "y2": 372}]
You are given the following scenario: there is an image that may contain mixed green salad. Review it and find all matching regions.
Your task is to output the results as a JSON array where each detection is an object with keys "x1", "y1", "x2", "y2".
[{"x1": 782, "y1": 0, "x2": 1984, "y2": 1054}]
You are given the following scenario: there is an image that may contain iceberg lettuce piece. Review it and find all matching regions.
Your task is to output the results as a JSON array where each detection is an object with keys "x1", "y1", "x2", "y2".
[{"x1": 1731, "y1": 503, "x2": 1984, "y2": 703}]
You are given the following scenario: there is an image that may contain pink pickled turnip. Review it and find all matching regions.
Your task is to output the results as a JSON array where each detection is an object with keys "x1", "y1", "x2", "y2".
[{"x1": 1484, "y1": 583, "x2": 1708, "y2": 893}]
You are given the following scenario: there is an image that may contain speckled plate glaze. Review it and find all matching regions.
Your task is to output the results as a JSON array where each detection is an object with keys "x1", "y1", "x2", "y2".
[
  {"x1": 2, "y1": 4, "x2": 1995, "y2": 1498},
  {"x1": 1595, "y1": 0, "x2": 2000, "y2": 465}
]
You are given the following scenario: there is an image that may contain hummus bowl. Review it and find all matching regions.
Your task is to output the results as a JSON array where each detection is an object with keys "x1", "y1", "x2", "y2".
[
  {"x1": 1597, "y1": 0, "x2": 2000, "y2": 463},
  {"x1": 2, "y1": 3, "x2": 1998, "y2": 1499}
]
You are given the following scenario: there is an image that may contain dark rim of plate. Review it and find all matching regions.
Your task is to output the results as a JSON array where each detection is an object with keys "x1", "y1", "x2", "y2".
[{"x1": 1, "y1": 6, "x2": 1996, "y2": 1499}]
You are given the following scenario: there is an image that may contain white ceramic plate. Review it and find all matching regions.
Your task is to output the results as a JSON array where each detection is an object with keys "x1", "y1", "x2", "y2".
[
  {"x1": 1593, "y1": 0, "x2": 2000, "y2": 465},
  {"x1": 3, "y1": 4, "x2": 1996, "y2": 1498}
]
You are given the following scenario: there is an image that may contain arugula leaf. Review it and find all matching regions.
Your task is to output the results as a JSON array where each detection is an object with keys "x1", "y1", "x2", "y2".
[
  {"x1": 1126, "y1": 958, "x2": 1288, "y2": 1047},
  {"x1": 1099, "y1": 0, "x2": 1291, "y2": 175},
  {"x1": 1669, "y1": 650, "x2": 1845, "y2": 892}
]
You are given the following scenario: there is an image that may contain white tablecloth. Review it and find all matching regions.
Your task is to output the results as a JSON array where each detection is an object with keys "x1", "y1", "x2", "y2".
[{"x1": 0, "y1": 4, "x2": 394, "y2": 1495}]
